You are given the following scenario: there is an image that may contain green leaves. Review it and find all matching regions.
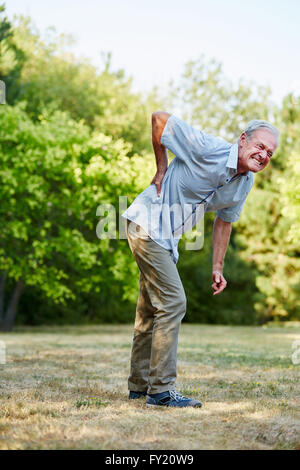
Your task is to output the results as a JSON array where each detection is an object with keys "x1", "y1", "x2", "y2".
[
  {"x1": 0, "y1": 103, "x2": 147, "y2": 313},
  {"x1": 167, "y1": 57, "x2": 299, "y2": 324},
  {"x1": 1, "y1": 4, "x2": 299, "y2": 327},
  {"x1": 166, "y1": 56, "x2": 274, "y2": 142}
]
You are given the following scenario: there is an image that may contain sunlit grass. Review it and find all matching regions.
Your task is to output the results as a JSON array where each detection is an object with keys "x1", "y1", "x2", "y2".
[{"x1": 0, "y1": 324, "x2": 299, "y2": 450}]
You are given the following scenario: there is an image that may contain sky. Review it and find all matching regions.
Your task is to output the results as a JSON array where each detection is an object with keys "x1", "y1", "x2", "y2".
[{"x1": 5, "y1": 0, "x2": 300, "y2": 103}]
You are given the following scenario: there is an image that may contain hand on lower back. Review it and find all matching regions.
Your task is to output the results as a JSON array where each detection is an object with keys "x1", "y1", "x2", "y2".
[{"x1": 151, "y1": 169, "x2": 167, "y2": 197}]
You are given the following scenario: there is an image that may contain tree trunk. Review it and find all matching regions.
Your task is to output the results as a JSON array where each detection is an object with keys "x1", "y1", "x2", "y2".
[
  {"x1": 0, "y1": 272, "x2": 6, "y2": 322},
  {"x1": 0, "y1": 280, "x2": 24, "y2": 332}
]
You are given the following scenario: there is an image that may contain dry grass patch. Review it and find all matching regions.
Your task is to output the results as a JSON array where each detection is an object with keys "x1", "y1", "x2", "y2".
[{"x1": 0, "y1": 324, "x2": 299, "y2": 449}]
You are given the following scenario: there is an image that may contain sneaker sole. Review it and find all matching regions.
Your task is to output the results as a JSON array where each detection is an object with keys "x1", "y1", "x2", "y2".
[{"x1": 146, "y1": 402, "x2": 202, "y2": 408}]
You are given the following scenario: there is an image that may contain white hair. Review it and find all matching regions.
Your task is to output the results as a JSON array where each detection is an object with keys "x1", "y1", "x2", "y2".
[{"x1": 243, "y1": 119, "x2": 280, "y2": 146}]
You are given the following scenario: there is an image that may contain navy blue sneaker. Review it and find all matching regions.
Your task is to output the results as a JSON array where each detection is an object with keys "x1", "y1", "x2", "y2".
[
  {"x1": 146, "y1": 390, "x2": 202, "y2": 408},
  {"x1": 129, "y1": 391, "x2": 147, "y2": 399}
]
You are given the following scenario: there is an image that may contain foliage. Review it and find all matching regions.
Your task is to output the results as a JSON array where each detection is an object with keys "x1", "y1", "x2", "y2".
[
  {"x1": 167, "y1": 56, "x2": 299, "y2": 323},
  {"x1": 0, "y1": 6, "x2": 299, "y2": 327},
  {"x1": 0, "y1": 103, "x2": 154, "y2": 327},
  {"x1": 1, "y1": 14, "x2": 160, "y2": 156},
  {"x1": 166, "y1": 56, "x2": 275, "y2": 141},
  {"x1": 178, "y1": 215, "x2": 259, "y2": 325},
  {"x1": 232, "y1": 93, "x2": 300, "y2": 322}
]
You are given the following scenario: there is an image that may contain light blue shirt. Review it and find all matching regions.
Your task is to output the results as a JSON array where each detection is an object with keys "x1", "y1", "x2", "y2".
[{"x1": 122, "y1": 114, "x2": 254, "y2": 263}]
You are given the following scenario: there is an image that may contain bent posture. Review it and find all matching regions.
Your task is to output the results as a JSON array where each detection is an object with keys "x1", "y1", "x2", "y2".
[{"x1": 122, "y1": 113, "x2": 279, "y2": 408}]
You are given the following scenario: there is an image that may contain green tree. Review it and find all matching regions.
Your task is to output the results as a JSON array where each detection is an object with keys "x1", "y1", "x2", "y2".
[
  {"x1": 166, "y1": 56, "x2": 274, "y2": 141},
  {"x1": 0, "y1": 103, "x2": 154, "y2": 330},
  {"x1": 0, "y1": 4, "x2": 26, "y2": 103},
  {"x1": 233, "y1": 92, "x2": 300, "y2": 322},
  {"x1": 2, "y1": 13, "x2": 161, "y2": 155},
  {"x1": 166, "y1": 56, "x2": 278, "y2": 324}
]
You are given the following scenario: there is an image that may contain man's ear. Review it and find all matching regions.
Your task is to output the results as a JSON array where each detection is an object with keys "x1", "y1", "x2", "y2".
[{"x1": 239, "y1": 132, "x2": 248, "y2": 147}]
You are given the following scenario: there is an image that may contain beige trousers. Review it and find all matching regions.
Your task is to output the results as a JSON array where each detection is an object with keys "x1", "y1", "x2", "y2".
[{"x1": 126, "y1": 220, "x2": 186, "y2": 394}]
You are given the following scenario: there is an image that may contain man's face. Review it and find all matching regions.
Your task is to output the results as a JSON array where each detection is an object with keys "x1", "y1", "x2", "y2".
[{"x1": 238, "y1": 129, "x2": 277, "y2": 173}]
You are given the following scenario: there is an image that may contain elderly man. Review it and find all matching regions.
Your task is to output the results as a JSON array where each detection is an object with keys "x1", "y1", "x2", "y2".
[{"x1": 122, "y1": 112, "x2": 279, "y2": 408}]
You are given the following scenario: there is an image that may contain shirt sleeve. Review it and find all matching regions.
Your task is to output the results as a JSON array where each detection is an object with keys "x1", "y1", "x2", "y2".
[
  {"x1": 216, "y1": 196, "x2": 248, "y2": 223},
  {"x1": 161, "y1": 114, "x2": 224, "y2": 163}
]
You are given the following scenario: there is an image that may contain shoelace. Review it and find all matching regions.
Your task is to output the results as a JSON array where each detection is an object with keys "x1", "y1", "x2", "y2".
[{"x1": 169, "y1": 390, "x2": 188, "y2": 402}]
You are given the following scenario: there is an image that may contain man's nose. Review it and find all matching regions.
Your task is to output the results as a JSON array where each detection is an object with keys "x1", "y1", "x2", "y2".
[{"x1": 259, "y1": 150, "x2": 268, "y2": 159}]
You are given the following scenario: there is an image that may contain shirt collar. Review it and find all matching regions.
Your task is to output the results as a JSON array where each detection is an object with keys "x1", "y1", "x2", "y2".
[
  {"x1": 226, "y1": 142, "x2": 251, "y2": 179},
  {"x1": 226, "y1": 143, "x2": 238, "y2": 170}
]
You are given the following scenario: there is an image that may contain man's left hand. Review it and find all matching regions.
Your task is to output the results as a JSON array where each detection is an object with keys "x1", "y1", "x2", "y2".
[{"x1": 212, "y1": 271, "x2": 227, "y2": 295}]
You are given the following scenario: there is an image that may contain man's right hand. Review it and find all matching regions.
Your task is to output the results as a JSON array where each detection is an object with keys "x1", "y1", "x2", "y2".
[
  {"x1": 151, "y1": 112, "x2": 170, "y2": 197},
  {"x1": 151, "y1": 169, "x2": 167, "y2": 197}
]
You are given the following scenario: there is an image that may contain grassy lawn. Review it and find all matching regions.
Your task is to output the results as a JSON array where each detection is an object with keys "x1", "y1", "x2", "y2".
[{"x1": 0, "y1": 324, "x2": 299, "y2": 450}]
